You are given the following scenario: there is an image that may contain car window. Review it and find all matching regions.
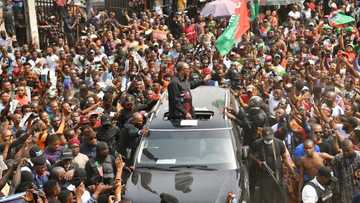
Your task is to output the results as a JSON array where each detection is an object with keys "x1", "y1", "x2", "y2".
[{"x1": 136, "y1": 129, "x2": 238, "y2": 169}]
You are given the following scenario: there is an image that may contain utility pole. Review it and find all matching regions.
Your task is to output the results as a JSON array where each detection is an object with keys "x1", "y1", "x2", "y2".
[{"x1": 24, "y1": 0, "x2": 39, "y2": 48}]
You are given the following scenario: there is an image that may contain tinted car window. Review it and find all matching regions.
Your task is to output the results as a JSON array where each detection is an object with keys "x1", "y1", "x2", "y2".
[{"x1": 136, "y1": 129, "x2": 238, "y2": 169}]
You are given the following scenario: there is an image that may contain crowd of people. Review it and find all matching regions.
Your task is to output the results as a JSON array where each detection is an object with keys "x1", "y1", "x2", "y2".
[{"x1": 0, "y1": 0, "x2": 360, "y2": 202}]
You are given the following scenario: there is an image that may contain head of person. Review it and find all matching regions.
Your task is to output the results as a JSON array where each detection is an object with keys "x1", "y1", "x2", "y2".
[
  {"x1": 62, "y1": 102, "x2": 72, "y2": 115},
  {"x1": 69, "y1": 137, "x2": 81, "y2": 157},
  {"x1": 58, "y1": 190, "x2": 74, "y2": 203},
  {"x1": 131, "y1": 112, "x2": 144, "y2": 128},
  {"x1": 64, "y1": 128, "x2": 76, "y2": 141},
  {"x1": 32, "y1": 155, "x2": 48, "y2": 176},
  {"x1": 15, "y1": 171, "x2": 35, "y2": 193},
  {"x1": 40, "y1": 111, "x2": 50, "y2": 125},
  {"x1": 316, "y1": 166, "x2": 337, "y2": 186},
  {"x1": 101, "y1": 115, "x2": 112, "y2": 128},
  {"x1": 71, "y1": 168, "x2": 87, "y2": 188},
  {"x1": 350, "y1": 127, "x2": 360, "y2": 145},
  {"x1": 341, "y1": 139, "x2": 355, "y2": 159},
  {"x1": 59, "y1": 148, "x2": 74, "y2": 170},
  {"x1": 0, "y1": 128, "x2": 12, "y2": 143},
  {"x1": 16, "y1": 86, "x2": 26, "y2": 97},
  {"x1": 46, "y1": 134, "x2": 61, "y2": 152},
  {"x1": 304, "y1": 139, "x2": 315, "y2": 157},
  {"x1": 176, "y1": 62, "x2": 191, "y2": 79},
  {"x1": 96, "y1": 142, "x2": 109, "y2": 160},
  {"x1": 342, "y1": 116, "x2": 359, "y2": 134},
  {"x1": 51, "y1": 116, "x2": 62, "y2": 129},
  {"x1": 49, "y1": 100, "x2": 59, "y2": 113},
  {"x1": 274, "y1": 106, "x2": 286, "y2": 121},
  {"x1": 122, "y1": 95, "x2": 135, "y2": 111},
  {"x1": 50, "y1": 166, "x2": 66, "y2": 183},
  {"x1": 71, "y1": 111, "x2": 81, "y2": 125},
  {"x1": 272, "y1": 88, "x2": 283, "y2": 101},
  {"x1": 262, "y1": 127, "x2": 274, "y2": 145},
  {"x1": 323, "y1": 91, "x2": 336, "y2": 107},
  {"x1": 0, "y1": 91, "x2": 10, "y2": 104},
  {"x1": 312, "y1": 123, "x2": 324, "y2": 139},
  {"x1": 43, "y1": 180, "x2": 61, "y2": 199},
  {"x1": 273, "y1": 54, "x2": 281, "y2": 65},
  {"x1": 82, "y1": 127, "x2": 97, "y2": 146}
]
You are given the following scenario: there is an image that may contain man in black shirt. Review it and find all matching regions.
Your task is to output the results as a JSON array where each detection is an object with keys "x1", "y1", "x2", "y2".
[
  {"x1": 167, "y1": 62, "x2": 210, "y2": 120},
  {"x1": 119, "y1": 112, "x2": 148, "y2": 165},
  {"x1": 96, "y1": 115, "x2": 121, "y2": 157},
  {"x1": 250, "y1": 127, "x2": 295, "y2": 203}
]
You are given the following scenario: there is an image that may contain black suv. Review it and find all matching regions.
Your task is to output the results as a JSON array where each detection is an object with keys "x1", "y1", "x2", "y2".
[{"x1": 124, "y1": 86, "x2": 249, "y2": 203}]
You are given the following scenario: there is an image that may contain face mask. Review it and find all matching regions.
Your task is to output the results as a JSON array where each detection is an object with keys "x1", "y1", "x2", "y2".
[{"x1": 263, "y1": 139, "x2": 274, "y2": 145}]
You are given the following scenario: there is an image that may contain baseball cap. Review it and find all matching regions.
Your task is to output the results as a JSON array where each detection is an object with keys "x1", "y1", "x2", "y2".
[
  {"x1": 265, "y1": 55, "x2": 272, "y2": 62},
  {"x1": 263, "y1": 127, "x2": 274, "y2": 141},
  {"x1": 68, "y1": 137, "x2": 80, "y2": 146},
  {"x1": 80, "y1": 115, "x2": 90, "y2": 125},
  {"x1": 101, "y1": 115, "x2": 112, "y2": 126},
  {"x1": 318, "y1": 166, "x2": 338, "y2": 182},
  {"x1": 60, "y1": 148, "x2": 73, "y2": 161}
]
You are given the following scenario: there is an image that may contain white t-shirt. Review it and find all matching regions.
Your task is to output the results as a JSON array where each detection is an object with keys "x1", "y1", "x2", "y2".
[
  {"x1": 303, "y1": 8, "x2": 312, "y2": 19},
  {"x1": 302, "y1": 177, "x2": 325, "y2": 203},
  {"x1": 289, "y1": 11, "x2": 301, "y2": 20}
]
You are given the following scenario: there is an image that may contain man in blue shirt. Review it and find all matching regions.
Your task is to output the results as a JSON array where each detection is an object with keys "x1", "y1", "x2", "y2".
[
  {"x1": 31, "y1": 155, "x2": 49, "y2": 189},
  {"x1": 294, "y1": 142, "x2": 320, "y2": 161}
]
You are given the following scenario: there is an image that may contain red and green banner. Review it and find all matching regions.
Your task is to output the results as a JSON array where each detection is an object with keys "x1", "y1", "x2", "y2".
[
  {"x1": 329, "y1": 13, "x2": 355, "y2": 27},
  {"x1": 215, "y1": 0, "x2": 250, "y2": 56}
]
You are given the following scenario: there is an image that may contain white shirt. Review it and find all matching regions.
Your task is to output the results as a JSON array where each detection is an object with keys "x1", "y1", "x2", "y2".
[
  {"x1": 289, "y1": 11, "x2": 301, "y2": 20},
  {"x1": 0, "y1": 100, "x2": 18, "y2": 114},
  {"x1": 302, "y1": 177, "x2": 325, "y2": 203}
]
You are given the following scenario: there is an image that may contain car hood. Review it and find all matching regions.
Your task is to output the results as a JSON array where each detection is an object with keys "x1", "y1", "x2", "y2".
[{"x1": 124, "y1": 169, "x2": 241, "y2": 203}]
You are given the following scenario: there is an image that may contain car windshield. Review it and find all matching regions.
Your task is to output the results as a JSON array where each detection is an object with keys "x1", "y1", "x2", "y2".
[{"x1": 136, "y1": 129, "x2": 238, "y2": 170}]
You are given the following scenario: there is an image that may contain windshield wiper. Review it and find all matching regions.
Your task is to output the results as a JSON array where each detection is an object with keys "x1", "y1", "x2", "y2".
[
  {"x1": 169, "y1": 164, "x2": 217, "y2": 171},
  {"x1": 136, "y1": 165, "x2": 178, "y2": 171}
]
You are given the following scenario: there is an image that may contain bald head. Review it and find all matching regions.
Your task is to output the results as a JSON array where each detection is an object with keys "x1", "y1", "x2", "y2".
[
  {"x1": 1, "y1": 128, "x2": 12, "y2": 142},
  {"x1": 341, "y1": 139, "x2": 354, "y2": 158},
  {"x1": 50, "y1": 167, "x2": 65, "y2": 180},
  {"x1": 131, "y1": 112, "x2": 144, "y2": 127}
]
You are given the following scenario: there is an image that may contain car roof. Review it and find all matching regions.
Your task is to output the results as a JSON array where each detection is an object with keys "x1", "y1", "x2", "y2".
[{"x1": 148, "y1": 86, "x2": 232, "y2": 130}]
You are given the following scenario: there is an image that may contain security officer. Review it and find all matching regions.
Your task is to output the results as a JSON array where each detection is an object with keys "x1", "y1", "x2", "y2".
[
  {"x1": 167, "y1": 62, "x2": 210, "y2": 120},
  {"x1": 302, "y1": 166, "x2": 337, "y2": 203}
]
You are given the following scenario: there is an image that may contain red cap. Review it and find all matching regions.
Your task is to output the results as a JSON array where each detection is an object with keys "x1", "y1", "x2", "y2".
[
  {"x1": 202, "y1": 68, "x2": 212, "y2": 75},
  {"x1": 80, "y1": 116, "x2": 89, "y2": 125},
  {"x1": 68, "y1": 137, "x2": 80, "y2": 146},
  {"x1": 265, "y1": 55, "x2": 273, "y2": 62}
]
